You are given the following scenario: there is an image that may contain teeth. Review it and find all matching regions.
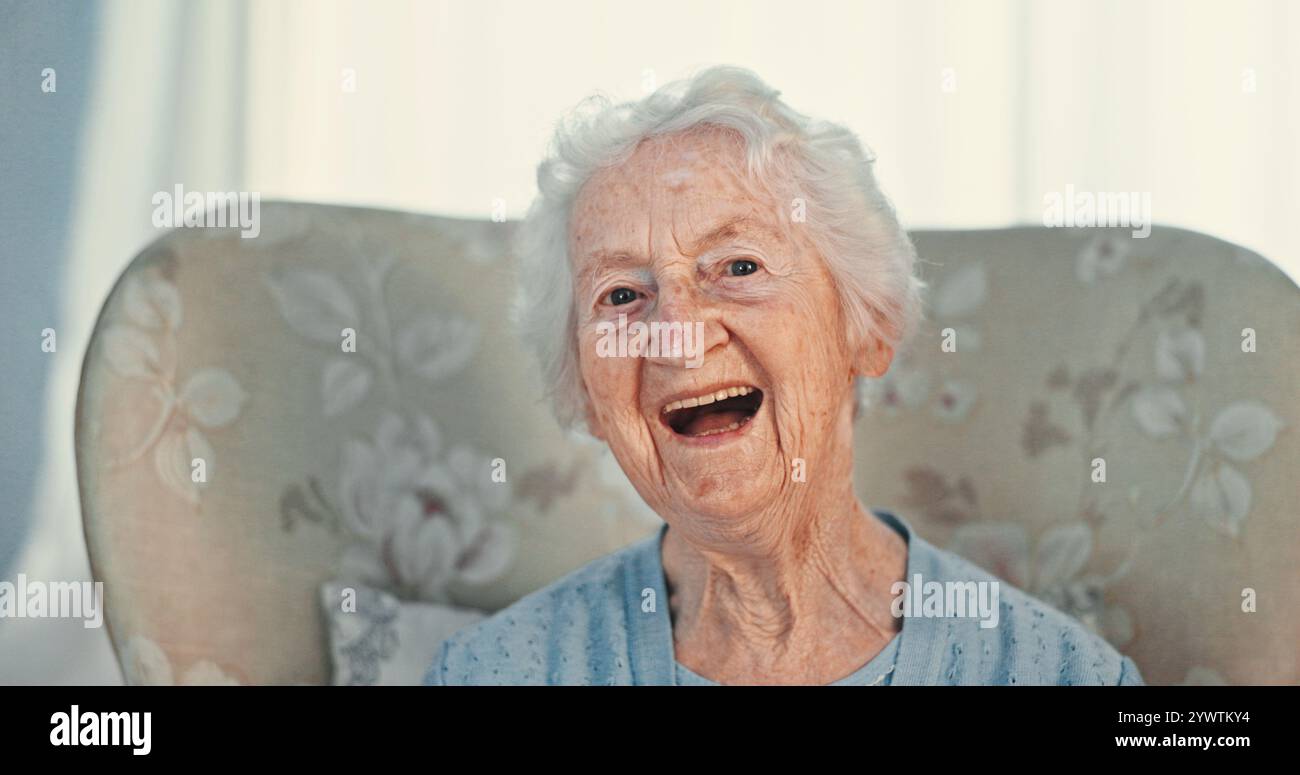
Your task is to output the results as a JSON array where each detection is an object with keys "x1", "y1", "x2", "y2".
[
  {"x1": 661, "y1": 386, "x2": 756, "y2": 414},
  {"x1": 690, "y1": 421, "x2": 743, "y2": 437}
]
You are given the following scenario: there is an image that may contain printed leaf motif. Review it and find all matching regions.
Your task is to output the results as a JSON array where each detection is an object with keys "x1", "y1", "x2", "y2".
[
  {"x1": 397, "y1": 314, "x2": 479, "y2": 382},
  {"x1": 948, "y1": 523, "x2": 1030, "y2": 587},
  {"x1": 122, "y1": 636, "x2": 174, "y2": 685},
  {"x1": 178, "y1": 368, "x2": 248, "y2": 428},
  {"x1": 101, "y1": 269, "x2": 242, "y2": 509},
  {"x1": 455, "y1": 523, "x2": 518, "y2": 585},
  {"x1": 1072, "y1": 368, "x2": 1118, "y2": 429},
  {"x1": 933, "y1": 262, "x2": 987, "y2": 319},
  {"x1": 1130, "y1": 386, "x2": 1187, "y2": 438},
  {"x1": 321, "y1": 357, "x2": 373, "y2": 417},
  {"x1": 1190, "y1": 462, "x2": 1251, "y2": 537},
  {"x1": 266, "y1": 268, "x2": 359, "y2": 343},
  {"x1": 279, "y1": 478, "x2": 340, "y2": 533},
  {"x1": 1034, "y1": 523, "x2": 1092, "y2": 589},
  {"x1": 1022, "y1": 401, "x2": 1071, "y2": 457},
  {"x1": 517, "y1": 459, "x2": 583, "y2": 513},
  {"x1": 955, "y1": 477, "x2": 978, "y2": 507},
  {"x1": 1150, "y1": 280, "x2": 1205, "y2": 325},
  {"x1": 900, "y1": 465, "x2": 979, "y2": 522},
  {"x1": 180, "y1": 662, "x2": 240, "y2": 686},
  {"x1": 1208, "y1": 402, "x2": 1283, "y2": 462},
  {"x1": 122, "y1": 635, "x2": 240, "y2": 686},
  {"x1": 102, "y1": 326, "x2": 162, "y2": 380},
  {"x1": 872, "y1": 367, "x2": 930, "y2": 413},
  {"x1": 122, "y1": 274, "x2": 183, "y2": 331},
  {"x1": 1075, "y1": 235, "x2": 1129, "y2": 284},
  {"x1": 933, "y1": 379, "x2": 977, "y2": 422},
  {"x1": 1155, "y1": 327, "x2": 1205, "y2": 383},
  {"x1": 901, "y1": 466, "x2": 949, "y2": 510},
  {"x1": 153, "y1": 427, "x2": 211, "y2": 505}
]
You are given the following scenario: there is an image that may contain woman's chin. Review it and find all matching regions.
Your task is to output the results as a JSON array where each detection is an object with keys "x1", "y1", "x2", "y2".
[{"x1": 662, "y1": 474, "x2": 776, "y2": 525}]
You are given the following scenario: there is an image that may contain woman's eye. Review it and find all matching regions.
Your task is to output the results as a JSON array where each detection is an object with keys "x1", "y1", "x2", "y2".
[
  {"x1": 607, "y1": 287, "x2": 639, "y2": 305},
  {"x1": 728, "y1": 259, "x2": 759, "y2": 277}
]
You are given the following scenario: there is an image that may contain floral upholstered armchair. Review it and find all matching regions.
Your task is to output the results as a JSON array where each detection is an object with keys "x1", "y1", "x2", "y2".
[{"x1": 75, "y1": 203, "x2": 1299, "y2": 685}]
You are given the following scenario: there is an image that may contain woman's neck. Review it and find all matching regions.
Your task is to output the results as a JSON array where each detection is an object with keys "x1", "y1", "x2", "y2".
[{"x1": 662, "y1": 496, "x2": 908, "y2": 685}]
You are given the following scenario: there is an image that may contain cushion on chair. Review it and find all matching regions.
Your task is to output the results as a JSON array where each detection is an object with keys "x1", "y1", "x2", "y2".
[{"x1": 320, "y1": 581, "x2": 484, "y2": 686}]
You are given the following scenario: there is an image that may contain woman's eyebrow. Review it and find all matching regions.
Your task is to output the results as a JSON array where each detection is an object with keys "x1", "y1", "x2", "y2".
[{"x1": 575, "y1": 250, "x2": 646, "y2": 286}]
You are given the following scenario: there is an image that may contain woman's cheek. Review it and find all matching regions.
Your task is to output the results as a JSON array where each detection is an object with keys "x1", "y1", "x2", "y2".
[
  {"x1": 731, "y1": 291, "x2": 803, "y2": 341},
  {"x1": 581, "y1": 338, "x2": 633, "y2": 402}
]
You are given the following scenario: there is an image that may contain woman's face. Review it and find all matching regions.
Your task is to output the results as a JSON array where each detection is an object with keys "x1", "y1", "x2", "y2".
[{"x1": 569, "y1": 129, "x2": 890, "y2": 536}]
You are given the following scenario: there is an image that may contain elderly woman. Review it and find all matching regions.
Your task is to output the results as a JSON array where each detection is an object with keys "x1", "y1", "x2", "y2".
[{"x1": 425, "y1": 66, "x2": 1143, "y2": 686}]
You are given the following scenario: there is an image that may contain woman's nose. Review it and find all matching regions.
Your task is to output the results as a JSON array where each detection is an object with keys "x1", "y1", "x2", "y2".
[{"x1": 645, "y1": 280, "x2": 728, "y2": 367}]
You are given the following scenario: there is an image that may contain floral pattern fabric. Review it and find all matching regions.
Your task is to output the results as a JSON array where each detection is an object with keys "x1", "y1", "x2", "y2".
[
  {"x1": 76, "y1": 208, "x2": 1298, "y2": 685},
  {"x1": 856, "y1": 228, "x2": 1297, "y2": 685}
]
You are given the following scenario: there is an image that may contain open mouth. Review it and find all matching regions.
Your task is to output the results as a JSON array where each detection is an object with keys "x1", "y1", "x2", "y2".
[{"x1": 661, "y1": 386, "x2": 764, "y2": 438}]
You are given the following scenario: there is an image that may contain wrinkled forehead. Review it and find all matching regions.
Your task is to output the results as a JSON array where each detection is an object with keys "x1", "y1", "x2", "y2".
[
  {"x1": 583, "y1": 128, "x2": 746, "y2": 197},
  {"x1": 569, "y1": 129, "x2": 786, "y2": 262}
]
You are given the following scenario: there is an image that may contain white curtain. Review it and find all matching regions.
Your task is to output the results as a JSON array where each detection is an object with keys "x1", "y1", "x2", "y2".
[
  {"x1": 0, "y1": 0, "x2": 249, "y2": 683},
  {"x1": 6, "y1": 0, "x2": 1295, "y2": 683},
  {"x1": 234, "y1": 0, "x2": 1298, "y2": 276}
]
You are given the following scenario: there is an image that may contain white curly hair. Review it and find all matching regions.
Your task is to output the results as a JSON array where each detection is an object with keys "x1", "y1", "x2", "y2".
[{"x1": 513, "y1": 65, "x2": 925, "y2": 430}]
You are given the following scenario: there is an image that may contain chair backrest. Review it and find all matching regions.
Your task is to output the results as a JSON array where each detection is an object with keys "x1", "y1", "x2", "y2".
[{"x1": 76, "y1": 202, "x2": 1298, "y2": 685}]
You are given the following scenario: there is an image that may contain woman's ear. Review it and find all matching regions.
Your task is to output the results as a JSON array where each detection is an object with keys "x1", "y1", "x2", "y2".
[{"x1": 853, "y1": 333, "x2": 895, "y2": 379}]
